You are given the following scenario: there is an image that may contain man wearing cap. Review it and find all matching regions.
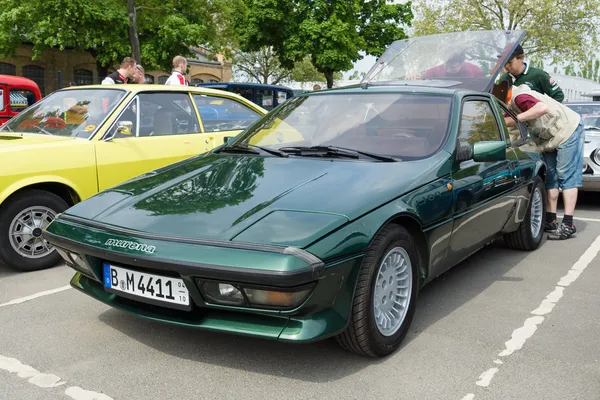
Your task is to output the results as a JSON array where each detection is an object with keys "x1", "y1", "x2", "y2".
[
  {"x1": 504, "y1": 83, "x2": 584, "y2": 240},
  {"x1": 500, "y1": 45, "x2": 564, "y2": 103}
]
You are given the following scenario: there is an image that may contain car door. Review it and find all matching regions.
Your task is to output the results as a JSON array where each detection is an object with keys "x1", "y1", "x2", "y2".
[
  {"x1": 448, "y1": 96, "x2": 517, "y2": 262},
  {"x1": 191, "y1": 93, "x2": 263, "y2": 150},
  {"x1": 94, "y1": 91, "x2": 205, "y2": 192}
]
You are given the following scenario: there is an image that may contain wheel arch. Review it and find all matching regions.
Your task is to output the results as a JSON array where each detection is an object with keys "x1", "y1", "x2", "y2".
[
  {"x1": 0, "y1": 179, "x2": 83, "y2": 209},
  {"x1": 372, "y1": 213, "x2": 429, "y2": 285}
]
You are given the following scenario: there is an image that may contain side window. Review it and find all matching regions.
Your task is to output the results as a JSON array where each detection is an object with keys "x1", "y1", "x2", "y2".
[
  {"x1": 138, "y1": 92, "x2": 200, "y2": 137},
  {"x1": 10, "y1": 89, "x2": 37, "y2": 112},
  {"x1": 192, "y1": 94, "x2": 261, "y2": 132},
  {"x1": 494, "y1": 99, "x2": 522, "y2": 144},
  {"x1": 458, "y1": 100, "x2": 502, "y2": 147}
]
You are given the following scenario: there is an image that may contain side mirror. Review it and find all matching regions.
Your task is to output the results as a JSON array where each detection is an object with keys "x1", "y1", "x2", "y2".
[
  {"x1": 104, "y1": 121, "x2": 133, "y2": 142},
  {"x1": 117, "y1": 121, "x2": 133, "y2": 136},
  {"x1": 472, "y1": 141, "x2": 507, "y2": 162}
]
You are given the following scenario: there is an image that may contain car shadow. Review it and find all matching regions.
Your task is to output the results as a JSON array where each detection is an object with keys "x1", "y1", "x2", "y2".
[
  {"x1": 96, "y1": 218, "x2": 600, "y2": 383},
  {"x1": 0, "y1": 261, "x2": 18, "y2": 278}
]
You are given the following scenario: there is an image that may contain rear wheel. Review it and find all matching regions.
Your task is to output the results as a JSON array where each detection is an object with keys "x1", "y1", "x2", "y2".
[
  {"x1": 504, "y1": 175, "x2": 546, "y2": 250},
  {"x1": 336, "y1": 224, "x2": 419, "y2": 357},
  {"x1": 0, "y1": 190, "x2": 68, "y2": 271}
]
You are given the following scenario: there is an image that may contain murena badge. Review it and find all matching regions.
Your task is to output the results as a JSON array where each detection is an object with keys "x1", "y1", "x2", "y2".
[{"x1": 104, "y1": 239, "x2": 156, "y2": 254}]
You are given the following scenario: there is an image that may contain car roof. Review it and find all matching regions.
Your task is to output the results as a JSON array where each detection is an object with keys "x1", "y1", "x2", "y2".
[
  {"x1": 361, "y1": 29, "x2": 526, "y2": 93},
  {"x1": 0, "y1": 74, "x2": 40, "y2": 88},
  {"x1": 56, "y1": 84, "x2": 269, "y2": 112},
  {"x1": 196, "y1": 82, "x2": 294, "y2": 91},
  {"x1": 296, "y1": 84, "x2": 475, "y2": 97}
]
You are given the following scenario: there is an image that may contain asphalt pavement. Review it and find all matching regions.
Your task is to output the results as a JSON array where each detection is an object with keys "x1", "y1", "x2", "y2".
[{"x1": 1, "y1": 193, "x2": 599, "y2": 400}]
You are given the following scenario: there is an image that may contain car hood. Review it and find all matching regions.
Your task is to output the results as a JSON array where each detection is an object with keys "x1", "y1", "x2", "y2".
[
  {"x1": 0, "y1": 132, "x2": 74, "y2": 150},
  {"x1": 64, "y1": 152, "x2": 450, "y2": 247}
]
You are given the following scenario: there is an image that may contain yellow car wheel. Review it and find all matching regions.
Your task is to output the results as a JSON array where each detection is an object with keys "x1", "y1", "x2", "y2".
[{"x1": 0, "y1": 189, "x2": 68, "y2": 271}]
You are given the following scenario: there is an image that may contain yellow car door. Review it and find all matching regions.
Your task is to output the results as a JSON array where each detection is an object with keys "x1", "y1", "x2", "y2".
[
  {"x1": 191, "y1": 93, "x2": 264, "y2": 150},
  {"x1": 94, "y1": 91, "x2": 205, "y2": 192}
]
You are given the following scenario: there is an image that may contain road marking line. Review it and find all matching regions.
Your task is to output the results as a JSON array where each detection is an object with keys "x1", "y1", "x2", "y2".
[
  {"x1": 0, "y1": 285, "x2": 71, "y2": 308},
  {"x1": 475, "y1": 367, "x2": 499, "y2": 387},
  {"x1": 461, "y1": 233, "x2": 600, "y2": 399},
  {"x1": 558, "y1": 215, "x2": 600, "y2": 223},
  {"x1": 0, "y1": 355, "x2": 65, "y2": 388},
  {"x1": 0, "y1": 354, "x2": 114, "y2": 399},
  {"x1": 66, "y1": 386, "x2": 114, "y2": 400}
]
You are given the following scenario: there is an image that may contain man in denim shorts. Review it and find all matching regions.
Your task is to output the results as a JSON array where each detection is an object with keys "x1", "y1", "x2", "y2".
[{"x1": 504, "y1": 84, "x2": 584, "y2": 240}]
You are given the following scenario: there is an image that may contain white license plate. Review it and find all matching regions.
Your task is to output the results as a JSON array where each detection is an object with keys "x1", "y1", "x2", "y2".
[{"x1": 103, "y1": 263, "x2": 190, "y2": 307}]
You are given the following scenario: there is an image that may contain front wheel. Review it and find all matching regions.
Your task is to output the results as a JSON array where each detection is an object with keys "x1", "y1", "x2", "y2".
[
  {"x1": 504, "y1": 175, "x2": 546, "y2": 250},
  {"x1": 0, "y1": 190, "x2": 68, "y2": 271},
  {"x1": 336, "y1": 224, "x2": 419, "y2": 357}
]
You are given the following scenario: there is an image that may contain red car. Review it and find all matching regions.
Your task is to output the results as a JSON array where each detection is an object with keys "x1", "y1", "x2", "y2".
[{"x1": 0, "y1": 74, "x2": 42, "y2": 126}]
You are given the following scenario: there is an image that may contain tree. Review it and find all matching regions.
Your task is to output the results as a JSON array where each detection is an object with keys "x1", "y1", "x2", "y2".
[
  {"x1": 289, "y1": 56, "x2": 343, "y2": 87},
  {"x1": 232, "y1": 47, "x2": 291, "y2": 84},
  {"x1": 564, "y1": 59, "x2": 600, "y2": 82},
  {"x1": 0, "y1": 0, "x2": 237, "y2": 76},
  {"x1": 235, "y1": 0, "x2": 413, "y2": 88},
  {"x1": 412, "y1": 0, "x2": 600, "y2": 66},
  {"x1": 0, "y1": 0, "x2": 130, "y2": 76}
]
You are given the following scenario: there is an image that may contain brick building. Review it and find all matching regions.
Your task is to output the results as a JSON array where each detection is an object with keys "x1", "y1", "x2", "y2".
[{"x1": 0, "y1": 44, "x2": 232, "y2": 96}]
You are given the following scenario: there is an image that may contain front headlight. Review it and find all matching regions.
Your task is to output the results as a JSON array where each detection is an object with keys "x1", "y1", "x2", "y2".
[
  {"x1": 197, "y1": 280, "x2": 315, "y2": 310},
  {"x1": 593, "y1": 149, "x2": 600, "y2": 166},
  {"x1": 55, "y1": 247, "x2": 95, "y2": 278}
]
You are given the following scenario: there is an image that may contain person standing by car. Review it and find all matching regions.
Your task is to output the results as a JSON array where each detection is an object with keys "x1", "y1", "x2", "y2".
[
  {"x1": 101, "y1": 57, "x2": 137, "y2": 84},
  {"x1": 500, "y1": 45, "x2": 565, "y2": 103},
  {"x1": 131, "y1": 64, "x2": 146, "y2": 84},
  {"x1": 504, "y1": 83, "x2": 584, "y2": 239},
  {"x1": 165, "y1": 56, "x2": 188, "y2": 85}
]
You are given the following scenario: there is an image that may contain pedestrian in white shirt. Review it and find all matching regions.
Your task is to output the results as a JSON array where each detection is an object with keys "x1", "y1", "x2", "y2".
[{"x1": 165, "y1": 55, "x2": 188, "y2": 85}]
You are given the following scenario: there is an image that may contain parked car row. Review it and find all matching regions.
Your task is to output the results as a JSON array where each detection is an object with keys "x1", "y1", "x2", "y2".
[
  {"x1": 565, "y1": 101, "x2": 600, "y2": 191},
  {"x1": 0, "y1": 29, "x2": 581, "y2": 357}
]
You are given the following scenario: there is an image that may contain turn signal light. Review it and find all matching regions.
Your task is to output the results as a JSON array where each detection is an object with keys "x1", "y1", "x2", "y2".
[{"x1": 197, "y1": 279, "x2": 315, "y2": 310}]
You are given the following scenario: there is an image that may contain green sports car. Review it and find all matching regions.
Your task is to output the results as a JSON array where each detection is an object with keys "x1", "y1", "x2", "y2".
[{"x1": 43, "y1": 30, "x2": 547, "y2": 357}]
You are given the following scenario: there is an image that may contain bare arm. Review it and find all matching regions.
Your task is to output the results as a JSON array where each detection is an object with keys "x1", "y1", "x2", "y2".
[{"x1": 504, "y1": 102, "x2": 548, "y2": 127}]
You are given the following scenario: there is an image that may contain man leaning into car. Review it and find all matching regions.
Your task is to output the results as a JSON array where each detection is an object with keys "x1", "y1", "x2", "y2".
[
  {"x1": 504, "y1": 83, "x2": 584, "y2": 240},
  {"x1": 500, "y1": 45, "x2": 565, "y2": 103}
]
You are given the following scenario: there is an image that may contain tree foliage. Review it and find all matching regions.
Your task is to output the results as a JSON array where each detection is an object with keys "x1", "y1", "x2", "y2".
[
  {"x1": 232, "y1": 47, "x2": 291, "y2": 84},
  {"x1": 412, "y1": 0, "x2": 600, "y2": 65},
  {"x1": 235, "y1": 0, "x2": 413, "y2": 88},
  {"x1": 0, "y1": 0, "x2": 237, "y2": 73},
  {"x1": 564, "y1": 59, "x2": 600, "y2": 82}
]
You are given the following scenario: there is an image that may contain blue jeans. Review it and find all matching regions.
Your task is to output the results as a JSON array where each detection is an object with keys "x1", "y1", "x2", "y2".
[{"x1": 542, "y1": 120, "x2": 585, "y2": 190}]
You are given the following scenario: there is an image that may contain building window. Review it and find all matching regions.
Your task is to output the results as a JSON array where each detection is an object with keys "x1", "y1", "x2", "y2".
[
  {"x1": 22, "y1": 65, "x2": 45, "y2": 96},
  {"x1": 74, "y1": 69, "x2": 93, "y2": 85},
  {"x1": 209, "y1": 79, "x2": 219, "y2": 83},
  {"x1": 192, "y1": 78, "x2": 204, "y2": 84},
  {"x1": 144, "y1": 75, "x2": 154, "y2": 84},
  {"x1": 0, "y1": 62, "x2": 16, "y2": 75},
  {"x1": 158, "y1": 75, "x2": 169, "y2": 84}
]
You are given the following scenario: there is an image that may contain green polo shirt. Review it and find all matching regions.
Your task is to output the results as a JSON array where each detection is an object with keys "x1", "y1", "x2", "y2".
[{"x1": 499, "y1": 63, "x2": 565, "y2": 103}]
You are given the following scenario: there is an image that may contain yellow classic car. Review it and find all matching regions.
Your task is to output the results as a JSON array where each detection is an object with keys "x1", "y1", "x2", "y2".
[{"x1": 0, "y1": 84, "x2": 267, "y2": 271}]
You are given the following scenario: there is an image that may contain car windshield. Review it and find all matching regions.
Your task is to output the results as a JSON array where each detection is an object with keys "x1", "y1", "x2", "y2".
[
  {"x1": 362, "y1": 30, "x2": 525, "y2": 92},
  {"x1": 0, "y1": 88, "x2": 127, "y2": 138},
  {"x1": 230, "y1": 92, "x2": 453, "y2": 160},
  {"x1": 565, "y1": 103, "x2": 600, "y2": 130}
]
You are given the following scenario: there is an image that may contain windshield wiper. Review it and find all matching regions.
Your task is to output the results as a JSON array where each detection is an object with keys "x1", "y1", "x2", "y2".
[
  {"x1": 279, "y1": 145, "x2": 398, "y2": 162},
  {"x1": 584, "y1": 125, "x2": 600, "y2": 131},
  {"x1": 214, "y1": 144, "x2": 288, "y2": 157}
]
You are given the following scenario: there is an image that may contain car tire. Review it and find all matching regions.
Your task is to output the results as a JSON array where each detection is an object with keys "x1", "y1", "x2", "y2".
[
  {"x1": 504, "y1": 175, "x2": 546, "y2": 251},
  {"x1": 0, "y1": 190, "x2": 68, "y2": 272},
  {"x1": 336, "y1": 224, "x2": 419, "y2": 357}
]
